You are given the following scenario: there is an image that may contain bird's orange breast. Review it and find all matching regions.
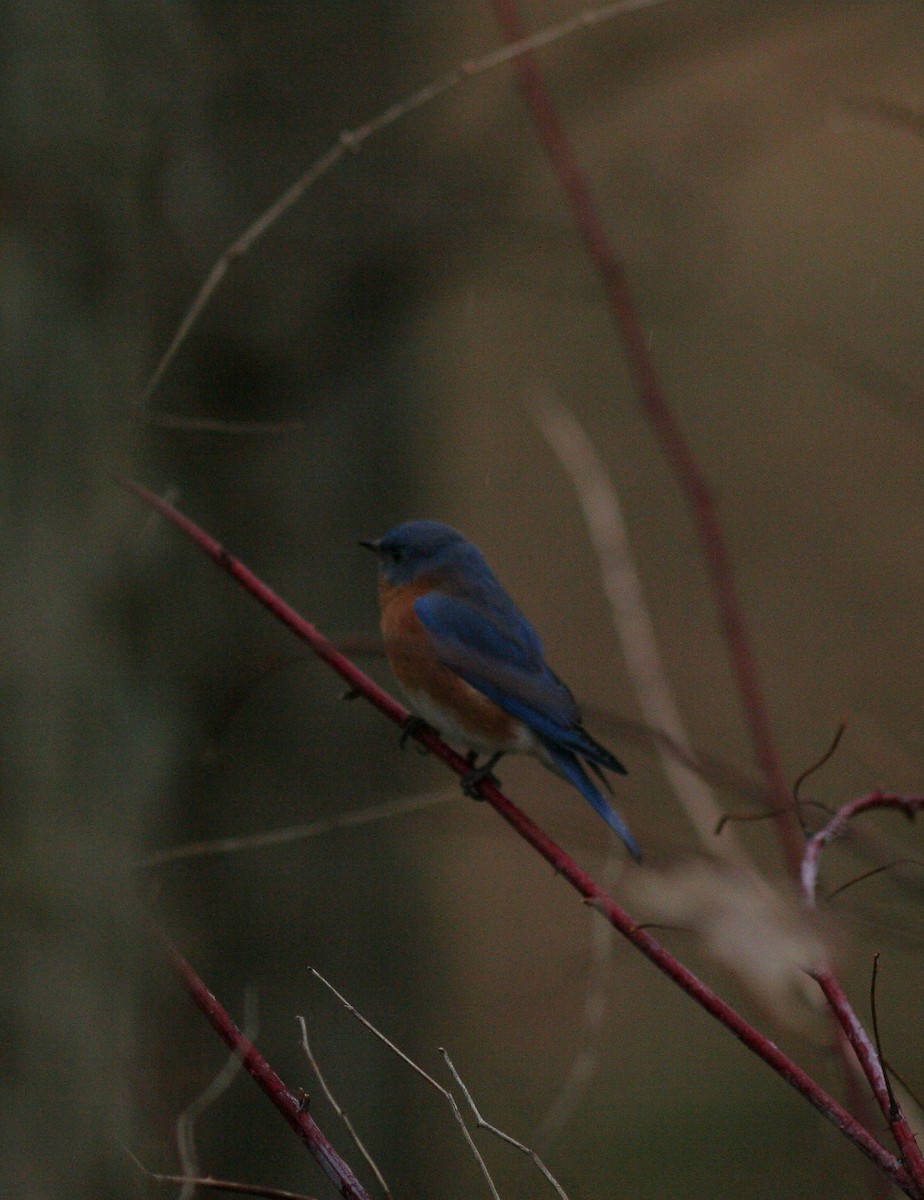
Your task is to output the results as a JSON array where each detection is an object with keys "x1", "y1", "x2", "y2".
[{"x1": 378, "y1": 575, "x2": 523, "y2": 748}]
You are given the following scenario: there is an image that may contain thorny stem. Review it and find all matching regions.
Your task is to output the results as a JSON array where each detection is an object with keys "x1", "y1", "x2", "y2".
[
  {"x1": 126, "y1": 482, "x2": 918, "y2": 1198},
  {"x1": 166, "y1": 941, "x2": 373, "y2": 1200}
]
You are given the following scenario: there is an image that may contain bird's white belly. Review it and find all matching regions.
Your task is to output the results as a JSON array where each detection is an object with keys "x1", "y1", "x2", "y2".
[{"x1": 403, "y1": 687, "x2": 541, "y2": 757}]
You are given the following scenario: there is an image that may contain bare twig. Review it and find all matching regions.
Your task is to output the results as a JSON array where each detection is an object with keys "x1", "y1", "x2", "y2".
[
  {"x1": 140, "y1": 0, "x2": 667, "y2": 408},
  {"x1": 870, "y1": 955, "x2": 899, "y2": 1121},
  {"x1": 530, "y1": 387, "x2": 748, "y2": 865},
  {"x1": 798, "y1": 793, "x2": 924, "y2": 1194},
  {"x1": 176, "y1": 989, "x2": 258, "y2": 1200},
  {"x1": 124, "y1": 1147, "x2": 317, "y2": 1200},
  {"x1": 309, "y1": 970, "x2": 502, "y2": 1200},
  {"x1": 441, "y1": 1049, "x2": 570, "y2": 1200},
  {"x1": 129, "y1": 486, "x2": 918, "y2": 1196},
  {"x1": 825, "y1": 859, "x2": 924, "y2": 902},
  {"x1": 800, "y1": 793, "x2": 924, "y2": 910},
  {"x1": 793, "y1": 723, "x2": 848, "y2": 815},
  {"x1": 812, "y1": 967, "x2": 924, "y2": 1194},
  {"x1": 296, "y1": 1016, "x2": 392, "y2": 1199},
  {"x1": 142, "y1": 788, "x2": 455, "y2": 867}
]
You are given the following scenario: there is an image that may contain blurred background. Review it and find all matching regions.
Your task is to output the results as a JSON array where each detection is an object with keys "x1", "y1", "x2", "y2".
[{"x1": 2, "y1": 2, "x2": 922, "y2": 1197}]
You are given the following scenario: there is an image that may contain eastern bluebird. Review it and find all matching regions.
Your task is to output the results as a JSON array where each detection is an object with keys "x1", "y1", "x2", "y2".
[{"x1": 361, "y1": 520, "x2": 640, "y2": 861}]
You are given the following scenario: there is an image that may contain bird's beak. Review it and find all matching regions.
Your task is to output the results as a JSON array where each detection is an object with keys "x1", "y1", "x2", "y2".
[{"x1": 358, "y1": 538, "x2": 380, "y2": 553}]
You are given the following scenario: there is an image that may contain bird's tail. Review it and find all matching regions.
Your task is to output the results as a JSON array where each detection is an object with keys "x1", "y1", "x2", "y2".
[
  {"x1": 555, "y1": 724, "x2": 627, "y2": 776},
  {"x1": 544, "y1": 744, "x2": 641, "y2": 862}
]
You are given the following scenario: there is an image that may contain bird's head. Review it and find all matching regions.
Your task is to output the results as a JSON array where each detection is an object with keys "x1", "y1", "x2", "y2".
[{"x1": 360, "y1": 520, "x2": 475, "y2": 588}]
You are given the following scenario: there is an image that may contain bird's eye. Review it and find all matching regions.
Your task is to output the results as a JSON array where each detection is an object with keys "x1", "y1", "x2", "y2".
[{"x1": 391, "y1": 547, "x2": 405, "y2": 564}]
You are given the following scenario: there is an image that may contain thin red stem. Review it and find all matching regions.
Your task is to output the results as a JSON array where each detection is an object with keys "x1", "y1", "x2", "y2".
[
  {"x1": 801, "y1": 793, "x2": 924, "y2": 908},
  {"x1": 488, "y1": 0, "x2": 803, "y2": 872},
  {"x1": 125, "y1": 482, "x2": 916, "y2": 1197},
  {"x1": 800, "y1": 793, "x2": 924, "y2": 1195},
  {"x1": 815, "y1": 969, "x2": 924, "y2": 1193},
  {"x1": 166, "y1": 941, "x2": 373, "y2": 1200}
]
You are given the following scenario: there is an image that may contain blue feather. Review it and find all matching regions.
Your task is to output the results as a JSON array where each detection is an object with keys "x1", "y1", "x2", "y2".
[{"x1": 543, "y1": 745, "x2": 642, "y2": 861}]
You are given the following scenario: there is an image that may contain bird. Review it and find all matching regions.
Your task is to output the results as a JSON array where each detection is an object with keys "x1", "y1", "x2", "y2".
[{"x1": 360, "y1": 519, "x2": 640, "y2": 861}]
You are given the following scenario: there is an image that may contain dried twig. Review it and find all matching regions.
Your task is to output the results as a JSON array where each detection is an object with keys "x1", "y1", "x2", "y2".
[
  {"x1": 441, "y1": 1049, "x2": 570, "y2": 1200},
  {"x1": 296, "y1": 1016, "x2": 392, "y2": 1199},
  {"x1": 142, "y1": 788, "x2": 455, "y2": 867},
  {"x1": 310, "y1": 969, "x2": 502, "y2": 1200},
  {"x1": 176, "y1": 989, "x2": 258, "y2": 1200},
  {"x1": 140, "y1": 0, "x2": 667, "y2": 408},
  {"x1": 870, "y1": 955, "x2": 899, "y2": 1121}
]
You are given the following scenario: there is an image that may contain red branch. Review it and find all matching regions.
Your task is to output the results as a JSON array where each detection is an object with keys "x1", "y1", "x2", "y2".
[
  {"x1": 167, "y1": 942, "x2": 372, "y2": 1200},
  {"x1": 125, "y1": 481, "x2": 918, "y2": 1197},
  {"x1": 800, "y1": 791, "x2": 924, "y2": 1190},
  {"x1": 488, "y1": 0, "x2": 803, "y2": 872},
  {"x1": 801, "y1": 792, "x2": 924, "y2": 908},
  {"x1": 814, "y1": 968, "x2": 924, "y2": 1190}
]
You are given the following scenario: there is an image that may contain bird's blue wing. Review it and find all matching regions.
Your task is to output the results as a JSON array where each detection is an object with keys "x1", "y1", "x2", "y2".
[
  {"x1": 415, "y1": 592, "x2": 626, "y2": 771},
  {"x1": 415, "y1": 591, "x2": 636, "y2": 857},
  {"x1": 414, "y1": 592, "x2": 579, "y2": 729}
]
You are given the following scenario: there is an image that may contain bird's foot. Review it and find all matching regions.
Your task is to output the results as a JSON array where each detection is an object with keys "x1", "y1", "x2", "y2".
[
  {"x1": 399, "y1": 714, "x2": 434, "y2": 754},
  {"x1": 460, "y1": 752, "x2": 504, "y2": 798}
]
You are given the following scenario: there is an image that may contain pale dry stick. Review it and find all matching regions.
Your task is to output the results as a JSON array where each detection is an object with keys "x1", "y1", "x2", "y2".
[
  {"x1": 441, "y1": 1049, "x2": 570, "y2": 1200},
  {"x1": 533, "y1": 852, "x2": 619, "y2": 1144},
  {"x1": 124, "y1": 1147, "x2": 317, "y2": 1200},
  {"x1": 530, "y1": 388, "x2": 749, "y2": 865},
  {"x1": 177, "y1": 989, "x2": 259, "y2": 1200},
  {"x1": 140, "y1": 0, "x2": 667, "y2": 407},
  {"x1": 309, "y1": 968, "x2": 503, "y2": 1200},
  {"x1": 143, "y1": 788, "x2": 455, "y2": 867},
  {"x1": 296, "y1": 1016, "x2": 392, "y2": 1200}
]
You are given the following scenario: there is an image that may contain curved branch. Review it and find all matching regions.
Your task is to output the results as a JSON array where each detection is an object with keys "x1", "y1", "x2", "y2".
[
  {"x1": 139, "y1": 0, "x2": 666, "y2": 407},
  {"x1": 801, "y1": 792, "x2": 924, "y2": 909}
]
